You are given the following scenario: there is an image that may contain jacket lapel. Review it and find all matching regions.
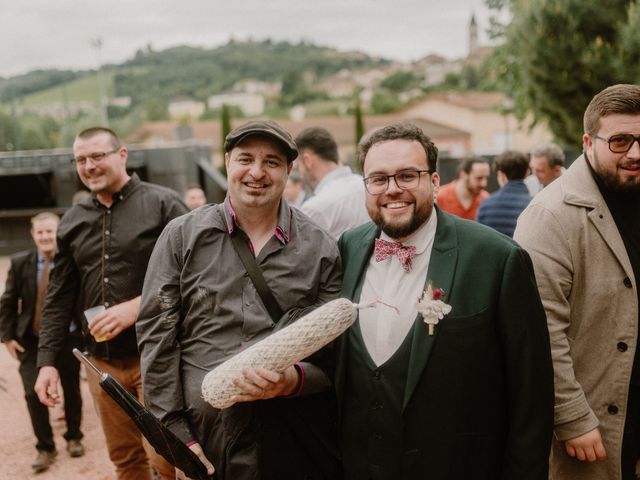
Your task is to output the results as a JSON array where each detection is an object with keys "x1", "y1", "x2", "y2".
[
  {"x1": 26, "y1": 250, "x2": 38, "y2": 303},
  {"x1": 403, "y1": 208, "x2": 458, "y2": 410},
  {"x1": 336, "y1": 224, "x2": 378, "y2": 413},
  {"x1": 341, "y1": 224, "x2": 378, "y2": 301}
]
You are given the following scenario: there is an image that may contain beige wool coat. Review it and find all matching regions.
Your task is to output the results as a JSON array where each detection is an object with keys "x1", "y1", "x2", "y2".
[{"x1": 515, "y1": 156, "x2": 638, "y2": 480}]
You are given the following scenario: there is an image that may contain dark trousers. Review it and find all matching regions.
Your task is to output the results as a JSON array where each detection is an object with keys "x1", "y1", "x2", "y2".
[
  {"x1": 623, "y1": 384, "x2": 640, "y2": 480},
  {"x1": 18, "y1": 332, "x2": 83, "y2": 453}
]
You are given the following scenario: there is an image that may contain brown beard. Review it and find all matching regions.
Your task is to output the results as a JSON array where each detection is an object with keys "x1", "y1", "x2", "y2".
[{"x1": 370, "y1": 203, "x2": 433, "y2": 240}]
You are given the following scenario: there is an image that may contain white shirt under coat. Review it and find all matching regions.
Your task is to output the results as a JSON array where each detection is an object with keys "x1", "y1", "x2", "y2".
[{"x1": 359, "y1": 212, "x2": 438, "y2": 366}]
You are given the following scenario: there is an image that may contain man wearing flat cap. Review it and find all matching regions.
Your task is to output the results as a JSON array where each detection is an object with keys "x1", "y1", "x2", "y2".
[{"x1": 137, "y1": 120, "x2": 343, "y2": 479}]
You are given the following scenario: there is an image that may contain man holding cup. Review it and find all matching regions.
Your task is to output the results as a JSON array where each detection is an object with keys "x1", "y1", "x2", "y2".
[{"x1": 34, "y1": 127, "x2": 188, "y2": 480}]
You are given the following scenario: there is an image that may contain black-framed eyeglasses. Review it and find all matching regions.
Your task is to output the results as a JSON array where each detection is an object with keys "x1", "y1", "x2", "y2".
[
  {"x1": 70, "y1": 149, "x2": 119, "y2": 166},
  {"x1": 593, "y1": 134, "x2": 640, "y2": 153},
  {"x1": 363, "y1": 169, "x2": 432, "y2": 195}
]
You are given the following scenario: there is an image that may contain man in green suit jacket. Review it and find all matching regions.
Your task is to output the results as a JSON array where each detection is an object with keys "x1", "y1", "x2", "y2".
[{"x1": 336, "y1": 122, "x2": 554, "y2": 480}]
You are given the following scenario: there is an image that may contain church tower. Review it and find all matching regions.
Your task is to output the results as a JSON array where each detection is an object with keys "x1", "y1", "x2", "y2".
[{"x1": 469, "y1": 13, "x2": 479, "y2": 57}]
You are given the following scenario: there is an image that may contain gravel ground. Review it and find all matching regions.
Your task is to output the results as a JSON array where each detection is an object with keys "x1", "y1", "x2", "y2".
[
  {"x1": 0, "y1": 258, "x2": 116, "y2": 479},
  {"x1": 0, "y1": 346, "x2": 116, "y2": 479}
]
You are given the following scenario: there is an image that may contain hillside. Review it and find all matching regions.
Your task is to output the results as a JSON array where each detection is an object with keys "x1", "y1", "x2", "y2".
[{"x1": 0, "y1": 39, "x2": 391, "y2": 107}]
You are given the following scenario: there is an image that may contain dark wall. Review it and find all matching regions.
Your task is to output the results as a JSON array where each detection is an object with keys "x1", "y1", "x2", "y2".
[{"x1": 0, "y1": 142, "x2": 222, "y2": 255}]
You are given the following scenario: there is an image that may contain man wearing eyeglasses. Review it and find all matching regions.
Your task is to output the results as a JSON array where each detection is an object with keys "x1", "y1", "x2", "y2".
[
  {"x1": 515, "y1": 84, "x2": 640, "y2": 480},
  {"x1": 33, "y1": 127, "x2": 188, "y2": 480},
  {"x1": 337, "y1": 122, "x2": 554, "y2": 479}
]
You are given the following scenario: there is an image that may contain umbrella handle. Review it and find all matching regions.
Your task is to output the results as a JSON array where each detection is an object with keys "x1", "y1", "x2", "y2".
[{"x1": 72, "y1": 348, "x2": 107, "y2": 380}]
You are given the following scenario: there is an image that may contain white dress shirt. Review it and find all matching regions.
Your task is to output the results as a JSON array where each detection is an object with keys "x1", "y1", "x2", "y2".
[
  {"x1": 301, "y1": 166, "x2": 370, "y2": 239},
  {"x1": 359, "y1": 212, "x2": 438, "y2": 365}
]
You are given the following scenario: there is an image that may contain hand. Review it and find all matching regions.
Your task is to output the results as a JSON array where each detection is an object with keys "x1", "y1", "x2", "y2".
[
  {"x1": 89, "y1": 297, "x2": 141, "y2": 341},
  {"x1": 175, "y1": 442, "x2": 215, "y2": 479},
  {"x1": 34, "y1": 366, "x2": 61, "y2": 407},
  {"x1": 231, "y1": 366, "x2": 300, "y2": 403},
  {"x1": 4, "y1": 339, "x2": 25, "y2": 360},
  {"x1": 564, "y1": 428, "x2": 607, "y2": 462}
]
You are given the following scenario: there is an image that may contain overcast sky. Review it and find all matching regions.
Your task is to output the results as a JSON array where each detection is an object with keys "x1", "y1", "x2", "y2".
[{"x1": 1, "y1": 0, "x2": 492, "y2": 78}]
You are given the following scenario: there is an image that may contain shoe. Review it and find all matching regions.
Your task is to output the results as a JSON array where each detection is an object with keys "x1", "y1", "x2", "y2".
[
  {"x1": 31, "y1": 449, "x2": 57, "y2": 473},
  {"x1": 67, "y1": 439, "x2": 85, "y2": 458}
]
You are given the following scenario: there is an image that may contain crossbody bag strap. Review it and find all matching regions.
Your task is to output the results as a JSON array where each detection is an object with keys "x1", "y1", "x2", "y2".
[{"x1": 230, "y1": 232, "x2": 284, "y2": 323}]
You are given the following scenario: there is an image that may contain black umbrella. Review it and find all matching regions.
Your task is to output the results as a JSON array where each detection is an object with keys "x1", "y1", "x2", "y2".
[{"x1": 73, "y1": 348, "x2": 212, "y2": 480}]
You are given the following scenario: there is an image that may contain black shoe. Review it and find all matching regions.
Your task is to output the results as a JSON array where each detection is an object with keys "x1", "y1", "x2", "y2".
[
  {"x1": 67, "y1": 439, "x2": 85, "y2": 458},
  {"x1": 31, "y1": 449, "x2": 57, "y2": 473}
]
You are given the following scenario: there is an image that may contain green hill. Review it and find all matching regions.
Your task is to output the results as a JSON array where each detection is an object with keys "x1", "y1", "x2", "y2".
[{"x1": 1, "y1": 39, "x2": 390, "y2": 108}]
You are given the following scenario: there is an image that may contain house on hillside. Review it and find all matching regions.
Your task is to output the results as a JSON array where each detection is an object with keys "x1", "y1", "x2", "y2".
[
  {"x1": 207, "y1": 92, "x2": 265, "y2": 116},
  {"x1": 403, "y1": 91, "x2": 553, "y2": 155},
  {"x1": 168, "y1": 98, "x2": 205, "y2": 121},
  {"x1": 127, "y1": 114, "x2": 469, "y2": 167}
]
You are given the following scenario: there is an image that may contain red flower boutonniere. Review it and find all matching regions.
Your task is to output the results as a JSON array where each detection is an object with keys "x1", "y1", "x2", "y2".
[{"x1": 416, "y1": 283, "x2": 452, "y2": 336}]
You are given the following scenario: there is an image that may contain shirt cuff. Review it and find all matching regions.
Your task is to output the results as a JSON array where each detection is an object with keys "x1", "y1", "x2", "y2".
[
  {"x1": 185, "y1": 440, "x2": 199, "y2": 447},
  {"x1": 285, "y1": 362, "x2": 305, "y2": 398}
]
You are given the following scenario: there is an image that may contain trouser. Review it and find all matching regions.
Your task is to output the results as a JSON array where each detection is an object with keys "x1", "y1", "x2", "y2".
[
  {"x1": 18, "y1": 332, "x2": 83, "y2": 453},
  {"x1": 622, "y1": 384, "x2": 640, "y2": 480},
  {"x1": 86, "y1": 355, "x2": 175, "y2": 480}
]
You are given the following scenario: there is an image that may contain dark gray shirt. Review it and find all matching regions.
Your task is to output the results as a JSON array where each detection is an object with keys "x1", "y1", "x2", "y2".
[
  {"x1": 137, "y1": 196, "x2": 342, "y2": 443},
  {"x1": 38, "y1": 174, "x2": 188, "y2": 364}
]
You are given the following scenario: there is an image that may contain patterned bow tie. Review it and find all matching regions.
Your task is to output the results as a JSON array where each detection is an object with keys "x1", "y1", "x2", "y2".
[{"x1": 374, "y1": 238, "x2": 416, "y2": 273}]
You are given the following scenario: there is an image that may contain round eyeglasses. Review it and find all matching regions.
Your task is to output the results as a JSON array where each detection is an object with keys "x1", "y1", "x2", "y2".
[{"x1": 363, "y1": 169, "x2": 432, "y2": 195}]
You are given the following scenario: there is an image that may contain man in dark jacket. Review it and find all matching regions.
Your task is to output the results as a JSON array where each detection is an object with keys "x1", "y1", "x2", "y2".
[
  {"x1": 0, "y1": 212, "x2": 84, "y2": 472},
  {"x1": 477, "y1": 149, "x2": 532, "y2": 237},
  {"x1": 337, "y1": 123, "x2": 553, "y2": 479}
]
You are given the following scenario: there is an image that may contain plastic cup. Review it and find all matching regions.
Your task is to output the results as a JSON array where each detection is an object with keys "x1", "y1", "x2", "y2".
[{"x1": 84, "y1": 305, "x2": 108, "y2": 342}]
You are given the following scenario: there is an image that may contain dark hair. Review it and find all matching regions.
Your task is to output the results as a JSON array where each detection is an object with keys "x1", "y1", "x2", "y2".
[
  {"x1": 584, "y1": 84, "x2": 640, "y2": 136},
  {"x1": 531, "y1": 143, "x2": 565, "y2": 167},
  {"x1": 358, "y1": 122, "x2": 438, "y2": 172},
  {"x1": 75, "y1": 127, "x2": 122, "y2": 149},
  {"x1": 457, "y1": 156, "x2": 489, "y2": 176},
  {"x1": 493, "y1": 150, "x2": 529, "y2": 180},
  {"x1": 295, "y1": 127, "x2": 339, "y2": 164}
]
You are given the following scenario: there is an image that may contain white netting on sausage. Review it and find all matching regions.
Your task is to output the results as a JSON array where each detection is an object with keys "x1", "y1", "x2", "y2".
[{"x1": 201, "y1": 298, "x2": 357, "y2": 409}]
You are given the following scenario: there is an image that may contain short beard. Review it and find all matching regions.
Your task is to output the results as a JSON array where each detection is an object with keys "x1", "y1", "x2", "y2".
[
  {"x1": 590, "y1": 152, "x2": 640, "y2": 194},
  {"x1": 371, "y1": 204, "x2": 433, "y2": 240}
]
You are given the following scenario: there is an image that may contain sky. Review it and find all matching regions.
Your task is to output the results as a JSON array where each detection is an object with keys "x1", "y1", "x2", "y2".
[{"x1": 1, "y1": 0, "x2": 493, "y2": 78}]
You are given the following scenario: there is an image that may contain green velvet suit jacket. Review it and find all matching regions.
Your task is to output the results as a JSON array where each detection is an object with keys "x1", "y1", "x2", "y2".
[{"x1": 336, "y1": 207, "x2": 554, "y2": 480}]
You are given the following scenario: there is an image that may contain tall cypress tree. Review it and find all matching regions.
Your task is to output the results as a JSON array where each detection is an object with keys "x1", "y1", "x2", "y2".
[{"x1": 220, "y1": 104, "x2": 231, "y2": 177}]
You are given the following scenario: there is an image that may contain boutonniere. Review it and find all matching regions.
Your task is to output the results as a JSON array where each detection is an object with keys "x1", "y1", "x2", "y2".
[{"x1": 416, "y1": 283, "x2": 452, "y2": 336}]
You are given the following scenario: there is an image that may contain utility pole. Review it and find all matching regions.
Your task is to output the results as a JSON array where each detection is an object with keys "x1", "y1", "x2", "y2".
[{"x1": 90, "y1": 37, "x2": 109, "y2": 126}]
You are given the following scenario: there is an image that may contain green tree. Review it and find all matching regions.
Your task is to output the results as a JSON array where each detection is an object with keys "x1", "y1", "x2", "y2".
[
  {"x1": 379, "y1": 71, "x2": 421, "y2": 92},
  {"x1": 220, "y1": 104, "x2": 231, "y2": 177},
  {"x1": 354, "y1": 95, "x2": 364, "y2": 173},
  {"x1": 487, "y1": 0, "x2": 637, "y2": 146},
  {"x1": 144, "y1": 98, "x2": 168, "y2": 121},
  {"x1": 371, "y1": 90, "x2": 401, "y2": 114}
]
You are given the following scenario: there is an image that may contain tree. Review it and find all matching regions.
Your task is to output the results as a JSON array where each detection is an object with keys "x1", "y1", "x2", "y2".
[
  {"x1": 354, "y1": 95, "x2": 364, "y2": 173},
  {"x1": 379, "y1": 71, "x2": 421, "y2": 92},
  {"x1": 486, "y1": 0, "x2": 637, "y2": 147},
  {"x1": 371, "y1": 89, "x2": 401, "y2": 114},
  {"x1": 220, "y1": 104, "x2": 231, "y2": 177}
]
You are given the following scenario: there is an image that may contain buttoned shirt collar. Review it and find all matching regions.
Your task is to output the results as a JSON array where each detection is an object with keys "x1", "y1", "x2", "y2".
[
  {"x1": 221, "y1": 195, "x2": 293, "y2": 245},
  {"x1": 91, "y1": 173, "x2": 140, "y2": 208}
]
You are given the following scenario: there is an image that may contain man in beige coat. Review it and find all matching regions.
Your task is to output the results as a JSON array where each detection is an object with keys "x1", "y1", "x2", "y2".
[{"x1": 515, "y1": 84, "x2": 640, "y2": 479}]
